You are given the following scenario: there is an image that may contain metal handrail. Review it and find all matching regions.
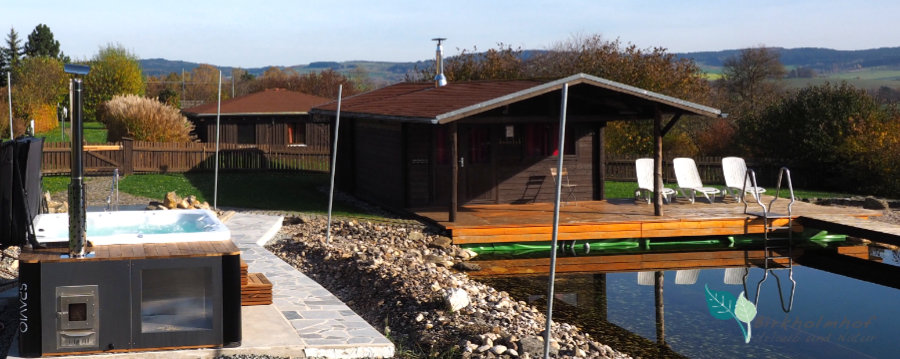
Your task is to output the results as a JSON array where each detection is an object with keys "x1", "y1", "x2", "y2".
[
  {"x1": 742, "y1": 169, "x2": 767, "y2": 215},
  {"x1": 106, "y1": 168, "x2": 119, "y2": 212},
  {"x1": 770, "y1": 167, "x2": 795, "y2": 215}
]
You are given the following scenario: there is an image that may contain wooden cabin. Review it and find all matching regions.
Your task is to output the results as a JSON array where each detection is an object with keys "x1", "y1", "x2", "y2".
[
  {"x1": 183, "y1": 88, "x2": 331, "y2": 147},
  {"x1": 311, "y1": 73, "x2": 723, "y2": 220}
]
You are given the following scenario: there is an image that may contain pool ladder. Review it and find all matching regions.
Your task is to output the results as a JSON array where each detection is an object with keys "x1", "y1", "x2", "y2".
[
  {"x1": 106, "y1": 168, "x2": 119, "y2": 212},
  {"x1": 742, "y1": 167, "x2": 796, "y2": 313}
]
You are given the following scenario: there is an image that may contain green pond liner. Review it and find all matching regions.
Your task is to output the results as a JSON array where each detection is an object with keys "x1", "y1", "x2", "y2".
[{"x1": 463, "y1": 229, "x2": 847, "y2": 257}]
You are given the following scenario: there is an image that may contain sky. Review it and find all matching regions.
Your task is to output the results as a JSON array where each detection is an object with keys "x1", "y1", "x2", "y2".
[{"x1": 5, "y1": 0, "x2": 899, "y2": 68}]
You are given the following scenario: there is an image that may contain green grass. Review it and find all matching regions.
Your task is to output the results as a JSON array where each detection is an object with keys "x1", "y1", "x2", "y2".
[
  {"x1": 604, "y1": 181, "x2": 856, "y2": 200},
  {"x1": 115, "y1": 171, "x2": 375, "y2": 217},
  {"x1": 42, "y1": 176, "x2": 71, "y2": 194},
  {"x1": 36, "y1": 121, "x2": 108, "y2": 143}
]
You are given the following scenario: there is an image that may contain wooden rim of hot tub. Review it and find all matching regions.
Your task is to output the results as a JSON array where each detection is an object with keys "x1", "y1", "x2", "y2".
[{"x1": 19, "y1": 240, "x2": 241, "y2": 263}]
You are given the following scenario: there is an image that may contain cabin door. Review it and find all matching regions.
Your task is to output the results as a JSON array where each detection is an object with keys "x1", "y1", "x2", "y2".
[{"x1": 460, "y1": 125, "x2": 496, "y2": 204}]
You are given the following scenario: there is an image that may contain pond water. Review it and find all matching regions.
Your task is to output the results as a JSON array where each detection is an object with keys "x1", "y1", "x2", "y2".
[{"x1": 479, "y1": 248, "x2": 900, "y2": 359}]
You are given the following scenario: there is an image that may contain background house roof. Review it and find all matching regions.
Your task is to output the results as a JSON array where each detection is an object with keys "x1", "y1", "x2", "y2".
[
  {"x1": 311, "y1": 73, "x2": 722, "y2": 124},
  {"x1": 183, "y1": 88, "x2": 332, "y2": 117}
]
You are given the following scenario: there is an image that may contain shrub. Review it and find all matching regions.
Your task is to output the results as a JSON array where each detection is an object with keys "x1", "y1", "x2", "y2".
[{"x1": 100, "y1": 94, "x2": 194, "y2": 142}]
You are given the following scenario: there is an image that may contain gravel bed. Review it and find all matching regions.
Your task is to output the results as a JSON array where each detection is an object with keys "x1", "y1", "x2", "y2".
[{"x1": 269, "y1": 216, "x2": 630, "y2": 359}]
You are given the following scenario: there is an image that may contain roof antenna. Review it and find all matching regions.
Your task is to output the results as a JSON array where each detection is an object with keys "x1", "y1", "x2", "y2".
[{"x1": 432, "y1": 37, "x2": 447, "y2": 87}]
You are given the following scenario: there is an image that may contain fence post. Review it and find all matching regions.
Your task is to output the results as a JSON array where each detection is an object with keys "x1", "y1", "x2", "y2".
[{"x1": 122, "y1": 137, "x2": 134, "y2": 175}]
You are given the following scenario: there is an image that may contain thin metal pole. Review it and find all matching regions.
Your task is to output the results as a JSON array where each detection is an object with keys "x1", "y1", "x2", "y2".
[
  {"x1": 326, "y1": 85, "x2": 343, "y2": 243},
  {"x1": 7, "y1": 72, "x2": 12, "y2": 139},
  {"x1": 213, "y1": 71, "x2": 222, "y2": 209},
  {"x1": 543, "y1": 83, "x2": 568, "y2": 359}
]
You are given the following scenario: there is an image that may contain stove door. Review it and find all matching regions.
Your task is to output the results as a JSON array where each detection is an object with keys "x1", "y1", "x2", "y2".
[
  {"x1": 56, "y1": 285, "x2": 99, "y2": 350},
  {"x1": 131, "y1": 257, "x2": 223, "y2": 349}
]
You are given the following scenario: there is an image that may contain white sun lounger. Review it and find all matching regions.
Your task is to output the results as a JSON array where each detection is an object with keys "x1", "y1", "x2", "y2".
[
  {"x1": 635, "y1": 158, "x2": 675, "y2": 204},
  {"x1": 673, "y1": 157, "x2": 719, "y2": 204},
  {"x1": 722, "y1": 156, "x2": 766, "y2": 203}
]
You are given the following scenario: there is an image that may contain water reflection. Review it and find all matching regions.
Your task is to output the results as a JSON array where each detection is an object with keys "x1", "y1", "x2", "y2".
[{"x1": 480, "y1": 265, "x2": 899, "y2": 359}]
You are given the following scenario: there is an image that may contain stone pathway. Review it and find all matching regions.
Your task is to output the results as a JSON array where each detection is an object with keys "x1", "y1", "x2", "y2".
[{"x1": 225, "y1": 212, "x2": 395, "y2": 358}]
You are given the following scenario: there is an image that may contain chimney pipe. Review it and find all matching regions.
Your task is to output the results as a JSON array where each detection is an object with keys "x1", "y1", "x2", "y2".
[
  {"x1": 63, "y1": 64, "x2": 91, "y2": 258},
  {"x1": 432, "y1": 38, "x2": 447, "y2": 87}
]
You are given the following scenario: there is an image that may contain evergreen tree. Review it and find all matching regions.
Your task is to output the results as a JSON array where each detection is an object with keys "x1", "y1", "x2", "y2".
[
  {"x1": 24, "y1": 24, "x2": 61, "y2": 59},
  {"x1": 4, "y1": 27, "x2": 23, "y2": 68}
]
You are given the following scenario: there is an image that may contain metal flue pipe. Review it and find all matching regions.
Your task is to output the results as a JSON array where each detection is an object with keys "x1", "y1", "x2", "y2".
[
  {"x1": 433, "y1": 38, "x2": 447, "y2": 87},
  {"x1": 68, "y1": 78, "x2": 86, "y2": 257}
]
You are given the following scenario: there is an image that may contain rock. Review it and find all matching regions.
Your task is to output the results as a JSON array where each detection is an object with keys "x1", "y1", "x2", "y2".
[
  {"x1": 163, "y1": 191, "x2": 180, "y2": 209},
  {"x1": 415, "y1": 313, "x2": 425, "y2": 322},
  {"x1": 864, "y1": 196, "x2": 889, "y2": 210},
  {"x1": 454, "y1": 261, "x2": 482, "y2": 271},
  {"x1": 506, "y1": 349, "x2": 519, "y2": 357},
  {"x1": 176, "y1": 198, "x2": 191, "y2": 209},
  {"x1": 575, "y1": 348, "x2": 587, "y2": 357},
  {"x1": 429, "y1": 236, "x2": 453, "y2": 249},
  {"x1": 476, "y1": 345, "x2": 491, "y2": 353},
  {"x1": 197, "y1": 201, "x2": 211, "y2": 210},
  {"x1": 424, "y1": 254, "x2": 446, "y2": 265},
  {"x1": 408, "y1": 231, "x2": 425, "y2": 242},
  {"x1": 186, "y1": 195, "x2": 199, "y2": 208},
  {"x1": 445, "y1": 288, "x2": 470, "y2": 312},
  {"x1": 491, "y1": 345, "x2": 507, "y2": 355},
  {"x1": 519, "y1": 336, "x2": 548, "y2": 357}
]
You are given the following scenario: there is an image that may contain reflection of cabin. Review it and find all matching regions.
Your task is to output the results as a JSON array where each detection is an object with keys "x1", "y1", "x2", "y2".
[
  {"x1": 310, "y1": 73, "x2": 722, "y2": 218},
  {"x1": 182, "y1": 88, "x2": 331, "y2": 146}
]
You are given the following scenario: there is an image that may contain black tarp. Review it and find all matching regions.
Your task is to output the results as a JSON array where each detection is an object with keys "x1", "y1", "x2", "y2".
[{"x1": 0, "y1": 137, "x2": 44, "y2": 248}]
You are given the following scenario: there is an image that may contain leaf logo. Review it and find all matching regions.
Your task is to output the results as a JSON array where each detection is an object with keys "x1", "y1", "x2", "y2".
[{"x1": 705, "y1": 283, "x2": 757, "y2": 343}]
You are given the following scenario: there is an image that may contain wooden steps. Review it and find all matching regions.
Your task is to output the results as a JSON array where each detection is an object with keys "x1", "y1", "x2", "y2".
[
  {"x1": 242, "y1": 273, "x2": 273, "y2": 306},
  {"x1": 239, "y1": 259, "x2": 273, "y2": 306}
]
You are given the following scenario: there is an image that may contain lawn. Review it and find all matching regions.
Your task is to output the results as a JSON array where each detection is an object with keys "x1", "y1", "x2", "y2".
[
  {"x1": 41, "y1": 175, "x2": 862, "y2": 217},
  {"x1": 116, "y1": 171, "x2": 373, "y2": 217},
  {"x1": 604, "y1": 181, "x2": 854, "y2": 200},
  {"x1": 36, "y1": 121, "x2": 108, "y2": 143}
]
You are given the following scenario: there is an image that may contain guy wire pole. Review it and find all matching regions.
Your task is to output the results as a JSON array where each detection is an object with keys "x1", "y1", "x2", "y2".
[
  {"x1": 326, "y1": 85, "x2": 343, "y2": 244},
  {"x1": 214, "y1": 71, "x2": 222, "y2": 209},
  {"x1": 543, "y1": 83, "x2": 568, "y2": 359},
  {"x1": 7, "y1": 72, "x2": 12, "y2": 139}
]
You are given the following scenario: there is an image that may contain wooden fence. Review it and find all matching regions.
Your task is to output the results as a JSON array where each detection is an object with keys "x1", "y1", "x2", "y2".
[
  {"x1": 42, "y1": 139, "x2": 330, "y2": 175},
  {"x1": 605, "y1": 154, "x2": 785, "y2": 186}
]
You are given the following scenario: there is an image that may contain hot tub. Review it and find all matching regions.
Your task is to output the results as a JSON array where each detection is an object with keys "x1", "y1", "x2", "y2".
[{"x1": 33, "y1": 209, "x2": 231, "y2": 246}]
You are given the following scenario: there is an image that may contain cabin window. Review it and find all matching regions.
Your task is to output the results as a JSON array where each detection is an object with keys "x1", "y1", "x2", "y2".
[
  {"x1": 524, "y1": 123, "x2": 575, "y2": 156},
  {"x1": 237, "y1": 123, "x2": 255, "y2": 144},
  {"x1": 288, "y1": 122, "x2": 307, "y2": 145}
]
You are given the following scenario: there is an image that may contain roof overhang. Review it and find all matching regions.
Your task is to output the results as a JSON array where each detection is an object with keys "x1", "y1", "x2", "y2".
[
  {"x1": 310, "y1": 73, "x2": 723, "y2": 124},
  {"x1": 185, "y1": 111, "x2": 310, "y2": 118}
]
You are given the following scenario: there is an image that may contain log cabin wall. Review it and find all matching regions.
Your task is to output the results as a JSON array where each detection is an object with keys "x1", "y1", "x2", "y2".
[{"x1": 352, "y1": 120, "x2": 405, "y2": 208}]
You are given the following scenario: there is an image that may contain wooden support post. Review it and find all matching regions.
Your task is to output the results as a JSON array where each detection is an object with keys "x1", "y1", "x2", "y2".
[
  {"x1": 594, "y1": 122, "x2": 607, "y2": 200},
  {"x1": 655, "y1": 271, "x2": 665, "y2": 346},
  {"x1": 653, "y1": 107, "x2": 664, "y2": 216},
  {"x1": 450, "y1": 122, "x2": 459, "y2": 222},
  {"x1": 122, "y1": 137, "x2": 134, "y2": 175}
]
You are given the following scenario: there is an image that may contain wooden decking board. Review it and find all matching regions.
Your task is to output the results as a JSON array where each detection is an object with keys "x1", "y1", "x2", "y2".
[
  {"x1": 801, "y1": 214, "x2": 900, "y2": 247},
  {"x1": 415, "y1": 196, "x2": 879, "y2": 244},
  {"x1": 468, "y1": 245, "x2": 868, "y2": 277}
]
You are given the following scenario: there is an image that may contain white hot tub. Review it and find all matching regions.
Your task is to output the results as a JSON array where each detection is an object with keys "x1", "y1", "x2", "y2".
[{"x1": 34, "y1": 209, "x2": 231, "y2": 246}]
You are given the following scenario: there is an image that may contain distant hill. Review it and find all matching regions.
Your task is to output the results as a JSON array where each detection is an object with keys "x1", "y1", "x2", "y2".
[
  {"x1": 675, "y1": 47, "x2": 900, "y2": 73},
  {"x1": 140, "y1": 46, "x2": 900, "y2": 88},
  {"x1": 139, "y1": 58, "x2": 421, "y2": 85}
]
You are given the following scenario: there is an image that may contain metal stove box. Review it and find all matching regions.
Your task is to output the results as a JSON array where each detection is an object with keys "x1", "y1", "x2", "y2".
[{"x1": 17, "y1": 243, "x2": 242, "y2": 357}]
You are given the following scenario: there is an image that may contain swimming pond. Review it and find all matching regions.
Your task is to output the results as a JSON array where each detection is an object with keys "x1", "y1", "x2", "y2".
[{"x1": 479, "y1": 248, "x2": 900, "y2": 358}]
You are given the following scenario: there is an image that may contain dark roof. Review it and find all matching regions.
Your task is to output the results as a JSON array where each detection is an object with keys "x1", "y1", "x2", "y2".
[
  {"x1": 311, "y1": 73, "x2": 722, "y2": 124},
  {"x1": 183, "y1": 88, "x2": 331, "y2": 117}
]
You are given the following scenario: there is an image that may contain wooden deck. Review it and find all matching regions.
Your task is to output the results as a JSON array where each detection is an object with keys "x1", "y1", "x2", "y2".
[
  {"x1": 468, "y1": 245, "x2": 871, "y2": 277},
  {"x1": 413, "y1": 196, "x2": 881, "y2": 244}
]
